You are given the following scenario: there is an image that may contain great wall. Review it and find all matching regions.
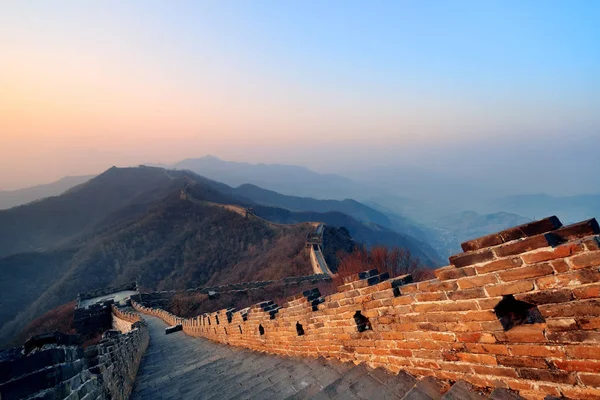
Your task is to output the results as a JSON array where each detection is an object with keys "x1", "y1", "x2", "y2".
[
  {"x1": 2, "y1": 216, "x2": 600, "y2": 399},
  {"x1": 183, "y1": 182, "x2": 332, "y2": 276}
]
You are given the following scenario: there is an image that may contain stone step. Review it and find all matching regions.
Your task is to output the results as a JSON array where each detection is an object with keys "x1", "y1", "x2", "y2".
[{"x1": 131, "y1": 315, "x2": 528, "y2": 400}]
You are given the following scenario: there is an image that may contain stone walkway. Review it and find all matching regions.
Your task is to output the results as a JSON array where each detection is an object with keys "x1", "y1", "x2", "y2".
[{"x1": 130, "y1": 316, "x2": 522, "y2": 400}]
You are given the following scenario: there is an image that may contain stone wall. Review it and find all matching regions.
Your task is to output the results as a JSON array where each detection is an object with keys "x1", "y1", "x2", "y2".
[
  {"x1": 111, "y1": 305, "x2": 142, "y2": 333},
  {"x1": 196, "y1": 273, "x2": 331, "y2": 294},
  {"x1": 77, "y1": 282, "x2": 138, "y2": 303},
  {"x1": 0, "y1": 310, "x2": 148, "y2": 400},
  {"x1": 132, "y1": 216, "x2": 600, "y2": 400},
  {"x1": 310, "y1": 245, "x2": 332, "y2": 275},
  {"x1": 89, "y1": 320, "x2": 149, "y2": 400},
  {"x1": 74, "y1": 302, "x2": 112, "y2": 336}
]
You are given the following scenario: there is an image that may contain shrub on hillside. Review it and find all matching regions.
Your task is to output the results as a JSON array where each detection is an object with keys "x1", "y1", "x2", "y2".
[
  {"x1": 333, "y1": 246, "x2": 434, "y2": 287},
  {"x1": 13, "y1": 301, "x2": 76, "y2": 346}
]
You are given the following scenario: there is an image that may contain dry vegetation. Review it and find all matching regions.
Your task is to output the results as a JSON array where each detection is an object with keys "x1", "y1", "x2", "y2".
[
  {"x1": 206, "y1": 224, "x2": 314, "y2": 285},
  {"x1": 167, "y1": 279, "x2": 336, "y2": 318},
  {"x1": 332, "y1": 246, "x2": 435, "y2": 287},
  {"x1": 166, "y1": 246, "x2": 433, "y2": 319},
  {"x1": 13, "y1": 301, "x2": 76, "y2": 346}
]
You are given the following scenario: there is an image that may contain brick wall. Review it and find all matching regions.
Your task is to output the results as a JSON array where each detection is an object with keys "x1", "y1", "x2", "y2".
[{"x1": 133, "y1": 216, "x2": 600, "y2": 400}]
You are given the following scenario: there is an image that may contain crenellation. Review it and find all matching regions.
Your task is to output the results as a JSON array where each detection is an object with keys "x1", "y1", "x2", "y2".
[{"x1": 130, "y1": 216, "x2": 600, "y2": 399}]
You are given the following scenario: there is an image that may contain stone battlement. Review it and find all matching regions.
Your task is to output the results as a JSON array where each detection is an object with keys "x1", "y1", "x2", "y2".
[
  {"x1": 0, "y1": 311, "x2": 148, "y2": 400},
  {"x1": 132, "y1": 216, "x2": 600, "y2": 400},
  {"x1": 77, "y1": 282, "x2": 138, "y2": 304}
]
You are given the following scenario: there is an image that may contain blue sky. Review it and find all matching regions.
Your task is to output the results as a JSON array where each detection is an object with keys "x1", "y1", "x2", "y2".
[{"x1": 0, "y1": 1, "x2": 599, "y2": 191}]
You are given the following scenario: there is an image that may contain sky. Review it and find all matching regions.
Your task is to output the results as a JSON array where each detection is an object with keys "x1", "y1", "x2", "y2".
[{"x1": 1, "y1": 1, "x2": 599, "y2": 191}]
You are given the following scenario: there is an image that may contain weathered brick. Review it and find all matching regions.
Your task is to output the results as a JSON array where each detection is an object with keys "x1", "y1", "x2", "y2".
[
  {"x1": 545, "y1": 330, "x2": 600, "y2": 343},
  {"x1": 536, "y1": 267, "x2": 600, "y2": 290},
  {"x1": 494, "y1": 235, "x2": 550, "y2": 258},
  {"x1": 401, "y1": 283, "x2": 419, "y2": 293},
  {"x1": 509, "y1": 345, "x2": 565, "y2": 357},
  {"x1": 471, "y1": 365, "x2": 519, "y2": 378},
  {"x1": 538, "y1": 299, "x2": 600, "y2": 318},
  {"x1": 514, "y1": 288, "x2": 573, "y2": 305},
  {"x1": 550, "y1": 259, "x2": 570, "y2": 273},
  {"x1": 449, "y1": 249, "x2": 495, "y2": 268},
  {"x1": 461, "y1": 310, "x2": 497, "y2": 321},
  {"x1": 517, "y1": 368, "x2": 576, "y2": 384},
  {"x1": 504, "y1": 325, "x2": 546, "y2": 343},
  {"x1": 570, "y1": 251, "x2": 600, "y2": 270},
  {"x1": 545, "y1": 318, "x2": 577, "y2": 331},
  {"x1": 561, "y1": 386, "x2": 600, "y2": 400},
  {"x1": 579, "y1": 317, "x2": 600, "y2": 330},
  {"x1": 372, "y1": 290, "x2": 394, "y2": 300},
  {"x1": 447, "y1": 287, "x2": 486, "y2": 300},
  {"x1": 518, "y1": 216, "x2": 564, "y2": 236},
  {"x1": 552, "y1": 359, "x2": 600, "y2": 373},
  {"x1": 521, "y1": 243, "x2": 584, "y2": 264},
  {"x1": 485, "y1": 281, "x2": 534, "y2": 297},
  {"x1": 430, "y1": 332, "x2": 455, "y2": 342},
  {"x1": 564, "y1": 345, "x2": 600, "y2": 359},
  {"x1": 464, "y1": 343, "x2": 509, "y2": 355},
  {"x1": 550, "y1": 219, "x2": 600, "y2": 242},
  {"x1": 477, "y1": 297, "x2": 503, "y2": 310},
  {"x1": 426, "y1": 313, "x2": 460, "y2": 323},
  {"x1": 392, "y1": 295, "x2": 414, "y2": 306},
  {"x1": 573, "y1": 283, "x2": 600, "y2": 299},
  {"x1": 435, "y1": 266, "x2": 476, "y2": 281},
  {"x1": 583, "y1": 236, "x2": 600, "y2": 251},
  {"x1": 338, "y1": 283, "x2": 353, "y2": 292},
  {"x1": 475, "y1": 257, "x2": 523, "y2": 274},
  {"x1": 457, "y1": 352, "x2": 497, "y2": 365},
  {"x1": 456, "y1": 274, "x2": 499, "y2": 290},
  {"x1": 461, "y1": 233, "x2": 504, "y2": 252},
  {"x1": 457, "y1": 332, "x2": 484, "y2": 343},
  {"x1": 496, "y1": 355, "x2": 549, "y2": 369},
  {"x1": 461, "y1": 216, "x2": 562, "y2": 252},
  {"x1": 417, "y1": 280, "x2": 458, "y2": 292},
  {"x1": 439, "y1": 301, "x2": 478, "y2": 312},
  {"x1": 497, "y1": 263, "x2": 554, "y2": 282},
  {"x1": 412, "y1": 303, "x2": 441, "y2": 313},
  {"x1": 579, "y1": 373, "x2": 600, "y2": 387},
  {"x1": 415, "y1": 292, "x2": 448, "y2": 302}
]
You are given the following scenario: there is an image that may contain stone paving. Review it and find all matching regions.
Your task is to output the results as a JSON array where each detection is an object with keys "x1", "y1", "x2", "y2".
[{"x1": 130, "y1": 315, "x2": 522, "y2": 400}]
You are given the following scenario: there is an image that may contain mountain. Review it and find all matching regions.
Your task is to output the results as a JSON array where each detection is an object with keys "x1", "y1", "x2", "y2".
[
  {"x1": 0, "y1": 165, "x2": 442, "y2": 346},
  {"x1": 485, "y1": 194, "x2": 600, "y2": 225},
  {"x1": 226, "y1": 184, "x2": 392, "y2": 227},
  {"x1": 248, "y1": 206, "x2": 442, "y2": 267},
  {"x1": 172, "y1": 155, "x2": 359, "y2": 200},
  {"x1": 0, "y1": 168, "x2": 318, "y2": 345},
  {"x1": 0, "y1": 166, "x2": 184, "y2": 258},
  {"x1": 0, "y1": 175, "x2": 95, "y2": 210},
  {"x1": 199, "y1": 181, "x2": 445, "y2": 263}
]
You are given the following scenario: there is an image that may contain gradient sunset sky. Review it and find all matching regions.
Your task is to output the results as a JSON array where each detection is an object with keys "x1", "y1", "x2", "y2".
[{"x1": 1, "y1": 1, "x2": 599, "y2": 190}]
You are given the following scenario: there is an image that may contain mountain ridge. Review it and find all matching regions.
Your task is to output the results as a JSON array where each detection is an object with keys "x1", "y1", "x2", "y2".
[{"x1": 0, "y1": 166, "x2": 441, "y2": 346}]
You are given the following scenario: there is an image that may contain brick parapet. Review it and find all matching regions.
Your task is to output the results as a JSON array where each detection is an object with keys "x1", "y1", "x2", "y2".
[{"x1": 131, "y1": 217, "x2": 600, "y2": 400}]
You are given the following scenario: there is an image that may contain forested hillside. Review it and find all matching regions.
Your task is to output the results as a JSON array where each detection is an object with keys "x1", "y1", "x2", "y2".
[{"x1": 0, "y1": 165, "x2": 442, "y2": 346}]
